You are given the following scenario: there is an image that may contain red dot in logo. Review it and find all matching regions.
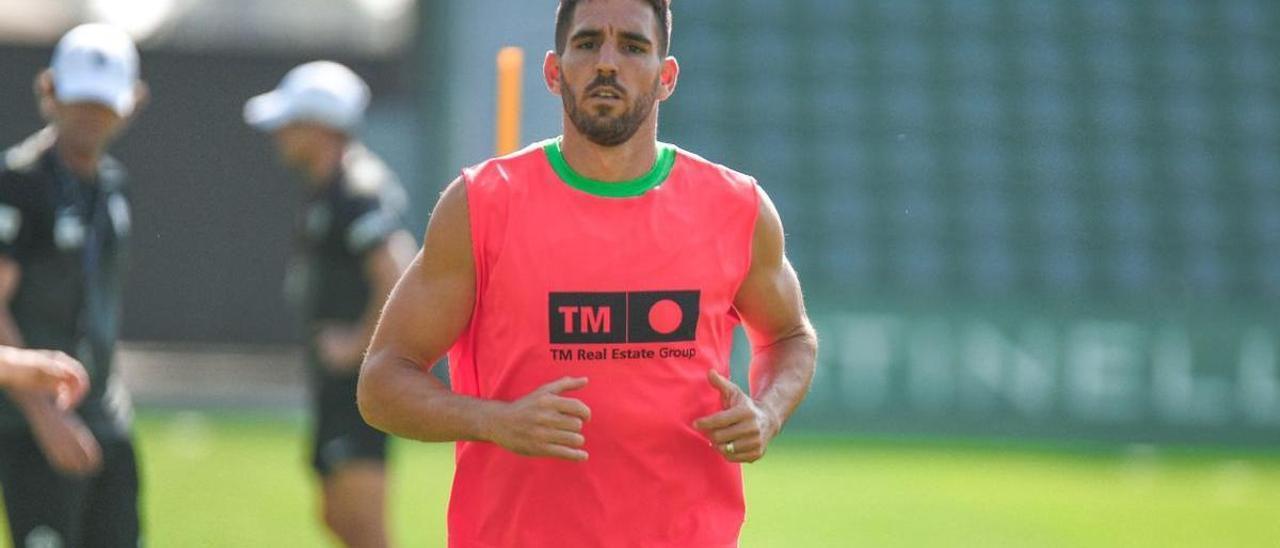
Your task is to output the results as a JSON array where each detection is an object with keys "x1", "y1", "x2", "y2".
[{"x1": 648, "y1": 299, "x2": 683, "y2": 335}]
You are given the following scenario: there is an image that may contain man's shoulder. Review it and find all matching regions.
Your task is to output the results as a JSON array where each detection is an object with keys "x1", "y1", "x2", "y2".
[
  {"x1": 668, "y1": 144, "x2": 759, "y2": 190},
  {"x1": 461, "y1": 139, "x2": 550, "y2": 187}
]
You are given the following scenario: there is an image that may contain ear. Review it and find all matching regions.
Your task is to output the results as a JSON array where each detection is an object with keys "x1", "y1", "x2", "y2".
[
  {"x1": 543, "y1": 50, "x2": 563, "y2": 96},
  {"x1": 33, "y1": 69, "x2": 56, "y2": 122},
  {"x1": 657, "y1": 56, "x2": 679, "y2": 102}
]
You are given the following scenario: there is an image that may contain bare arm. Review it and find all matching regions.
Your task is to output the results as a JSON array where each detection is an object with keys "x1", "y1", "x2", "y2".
[
  {"x1": 737, "y1": 190, "x2": 818, "y2": 431},
  {"x1": 694, "y1": 189, "x2": 818, "y2": 462},
  {"x1": 357, "y1": 178, "x2": 485, "y2": 441},
  {"x1": 357, "y1": 178, "x2": 590, "y2": 460}
]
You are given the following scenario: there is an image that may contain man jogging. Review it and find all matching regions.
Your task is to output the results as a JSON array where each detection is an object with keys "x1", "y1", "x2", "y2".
[{"x1": 357, "y1": 1, "x2": 818, "y2": 546}]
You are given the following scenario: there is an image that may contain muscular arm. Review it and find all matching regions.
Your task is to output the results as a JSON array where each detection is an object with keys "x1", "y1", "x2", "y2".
[
  {"x1": 357, "y1": 179, "x2": 590, "y2": 460},
  {"x1": 735, "y1": 190, "x2": 818, "y2": 434},
  {"x1": 357, "y1": 178, "x2": 487, "y2": 441},
  {"x1": 694, "y1": 188, "x2": 817, "y2": 462}
]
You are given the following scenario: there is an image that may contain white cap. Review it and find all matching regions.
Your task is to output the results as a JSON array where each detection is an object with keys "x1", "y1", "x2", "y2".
[
  {"x1": 50, "y1": 24, "x2": 141, "y2": 117},
  {"x1": 244, "y1": 61, "x2": 371, "y2": 133}
]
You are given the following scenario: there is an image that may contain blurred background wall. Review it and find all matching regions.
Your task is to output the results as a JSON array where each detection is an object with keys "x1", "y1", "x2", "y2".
[
  {"x1": 1, "y1": 0, "x2": 1277, "y2": 441},
  {"x1": 659, "y1": 1, "x2": 1280, "y2": 442}
]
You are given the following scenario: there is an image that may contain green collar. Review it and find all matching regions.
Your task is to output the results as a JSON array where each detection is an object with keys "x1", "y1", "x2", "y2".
[{"x1": 542, "y1": 136, "x2": 676, "y2": 198}]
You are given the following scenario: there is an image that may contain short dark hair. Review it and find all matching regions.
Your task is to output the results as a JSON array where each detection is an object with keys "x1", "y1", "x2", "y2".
[{"x1": 555, "y1": 0, "x2": 672, "y2": 57}]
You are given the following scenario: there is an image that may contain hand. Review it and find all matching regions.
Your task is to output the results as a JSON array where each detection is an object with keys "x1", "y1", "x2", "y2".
[
  {"x1": 693, "y1": 370, "x2": 778, "y2": 463},
  {"x1": 485, "y1": 377, "x2": 592, "y2": 461},
  {"x1": 25, "y1": 401, "x2": 102, "y2": 477},
  {"x1": 0, "y1": 347, "x2": 89, "y2": 410},
  {"x1": 316, "y1": 325, "x2": 368, "y2": 373}
]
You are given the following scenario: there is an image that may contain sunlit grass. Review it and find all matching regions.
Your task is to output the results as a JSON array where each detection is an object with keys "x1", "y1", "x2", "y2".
[{"x1": 3, "y1": 413, "x2": 1278, "y2": 547}]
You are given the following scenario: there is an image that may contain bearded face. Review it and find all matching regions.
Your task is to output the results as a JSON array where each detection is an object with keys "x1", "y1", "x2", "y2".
[
  {"x1": 554, "y1": 0, "x2": 669, "y2": 147},
  {"x1": 560, "y1": 71, "x2": 659, "y2": 147}
]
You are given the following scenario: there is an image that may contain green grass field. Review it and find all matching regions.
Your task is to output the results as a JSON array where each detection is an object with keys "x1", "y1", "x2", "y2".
[{"x1": 4, "y1": 412, "x2": 1280, "y2": 547}]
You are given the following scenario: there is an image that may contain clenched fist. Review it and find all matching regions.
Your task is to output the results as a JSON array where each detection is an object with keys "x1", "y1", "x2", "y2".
[
  {"x1": 693, "y1": 370, "x2": 778, "y2": 464},
  {"x1": 484, "y1": 376, "x2": 592, "y2": 461}
]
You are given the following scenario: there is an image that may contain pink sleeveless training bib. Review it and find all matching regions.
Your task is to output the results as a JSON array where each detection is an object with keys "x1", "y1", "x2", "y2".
[{"x1": 447, "y1": 137, "x2": 760, "y2": 548}]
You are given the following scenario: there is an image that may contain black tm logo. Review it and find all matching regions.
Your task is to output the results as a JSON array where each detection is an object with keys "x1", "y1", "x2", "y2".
[{"x1": 549, "y1": 290, "x2": 699, "y2": 344}]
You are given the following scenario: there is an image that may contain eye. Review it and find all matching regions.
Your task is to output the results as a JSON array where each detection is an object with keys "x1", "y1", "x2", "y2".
[
  {"x1": 627, "y1": 45, "x2": 646, "y2": 54},
  {"x1": 577, "y1": 41, "x2": 597, "y2": 50}
]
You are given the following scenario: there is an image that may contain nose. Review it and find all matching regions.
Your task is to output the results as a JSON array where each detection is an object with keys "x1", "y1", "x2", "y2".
[{"x1": 594, "y1": 41, "x2": 619, "y2": 76}]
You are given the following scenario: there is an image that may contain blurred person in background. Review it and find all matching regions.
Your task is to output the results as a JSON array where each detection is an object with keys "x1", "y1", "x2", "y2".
[
  {"x1": 0, "y1": 23, "x2": 148, "y2": 548},
  {"x1": 357, "y1": 0, "x2": 817, "y2": 545},
  {"x1": 245, "y1": 61, "x2": 416, "y2": 548}
]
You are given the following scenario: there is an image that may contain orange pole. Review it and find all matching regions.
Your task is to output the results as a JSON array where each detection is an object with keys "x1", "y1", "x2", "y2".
[{"x1": 495, "y1": 47, "x2": 524, "y2": 155}]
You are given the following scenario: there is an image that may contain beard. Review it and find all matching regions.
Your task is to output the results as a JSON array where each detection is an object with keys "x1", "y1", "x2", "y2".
[{"x1": 561, "y1": 72, "x2": 658, "y2": 147}]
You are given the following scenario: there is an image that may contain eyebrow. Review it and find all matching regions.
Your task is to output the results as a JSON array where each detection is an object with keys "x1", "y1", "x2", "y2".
[
  {"x1": 569, "y1": 28, "x2": 654, "y2": 47},
  {"x1": 619, "y1": 31, "x2": 653, "y2": 47},
  {"x1": 570, "y1": 29, "x2": 605, "y2": 43}
]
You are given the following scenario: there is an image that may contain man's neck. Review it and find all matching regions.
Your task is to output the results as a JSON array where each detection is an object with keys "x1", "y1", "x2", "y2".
[
  {"x1": 559, "y1": 119, "x2": 659, "y2": 182},
  {"x1": 54, "y1": 138, "x2": 101, "y2": 182}
]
